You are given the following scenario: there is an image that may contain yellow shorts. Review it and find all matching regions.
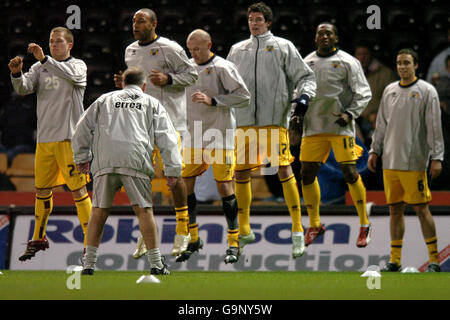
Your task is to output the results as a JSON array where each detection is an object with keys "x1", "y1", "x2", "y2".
[
  {"x1": 383, "y1": 169, "x2": 432, "y2": 205},
  {"x1": 153, "y1": 131, "x2": 184, "y2": 172},
  {"x1": 235, "y1": 125, "x2": 294, "y2": 172},
  {"x1": 182, "y1": 148, "x2": 235, "y2": 182},
  {"x1": 35, "y1": 141, "x2": 90, "y2": 190},
  {"x1": 300, "y1": 134, "x2": 363, "y2": 163}
]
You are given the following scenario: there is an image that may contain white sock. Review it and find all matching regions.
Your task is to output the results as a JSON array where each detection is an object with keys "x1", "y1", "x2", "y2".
[
  {"x1": 292, "y1": 232, "x2": 304, "y2": 237},
  {"x1": 84, "y1": 245, "x2": 98, "y2": 269},
  {"x1": 146, "y1": 248, "x2": 164, "y2": 269}
]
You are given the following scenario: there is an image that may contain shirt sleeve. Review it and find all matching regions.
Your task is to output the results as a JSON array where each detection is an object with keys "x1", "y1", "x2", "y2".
[
  {"x1": 41, "y1": 56, "x2": 87, "y2": 87},
  {"x1": 425, "y1": 86, "x2": 445, "y2": 161},
  {"x1": 284, "y1": 42, "x2": 316, "y2": 99},
  {"x1": 72, "y1": 100, "x2": 100, "y2": 164},
  {"x1": 165, "y1": 49, "x2": 198, "y2": 88},
  {"x1": 344, "y1": 58, "x2": 372, "y2": 119},
  {"x1": 369, "y1": 88, "x2": 388, "y2": 156},
  {"x1": 10, "y1": 62, "x2": 40, "y2": 95},
  {"x1": 212, "y1": 62, "x2": 250, "y2": 109},
  {"x1": 152, "y1": 101, "x2": 182, "y2": 177}
]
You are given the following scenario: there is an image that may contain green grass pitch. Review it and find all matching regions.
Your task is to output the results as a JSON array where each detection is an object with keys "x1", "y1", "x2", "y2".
[{"x1": 0, "y1": 271, "x2": 449, "y2": 300}]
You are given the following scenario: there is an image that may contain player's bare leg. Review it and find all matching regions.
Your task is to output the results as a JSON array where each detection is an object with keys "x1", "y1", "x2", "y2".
[
  {"x1": 82, "y1": 207, "x2": 109, "y2": 275},
  {"x1": 382, "y1": 203, "x2": 404, "y2": 271},
  {"x1": 134, "y1": 206, "x2": 169, "y2": 275},
  {"x1": 414, "y1": 204, "x2": 440, "y2": 272}
]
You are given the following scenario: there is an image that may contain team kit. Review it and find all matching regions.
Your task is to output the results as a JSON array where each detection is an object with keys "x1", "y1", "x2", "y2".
[{"x1": 8, "y1": 3, "x2": 444, "y2": 275}]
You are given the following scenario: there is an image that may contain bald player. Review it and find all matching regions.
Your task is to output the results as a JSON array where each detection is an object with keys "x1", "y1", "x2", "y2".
[
  {"x1": 115, "y1": 8, "x2": 199, "y2": 258},
  {"x1": 133, "y1": 29, "x2": 250, "y2": 264}
]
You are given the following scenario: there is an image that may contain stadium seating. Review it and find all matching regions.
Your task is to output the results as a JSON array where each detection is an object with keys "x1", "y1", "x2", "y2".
[
  {"x1": 6, "y1": 153, "x2": 35, "y2": 177},
  {"x1": 0, "y1": 153, "x2": 7, "y2": 174},
  {"x1": 6, "y1": 153, "x2": 35, "y2": 192}
]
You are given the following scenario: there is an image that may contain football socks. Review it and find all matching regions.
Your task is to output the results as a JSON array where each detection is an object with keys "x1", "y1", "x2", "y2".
[
  {"x1": 425, "y1": 236, "x2": 439, "y2": 264},
  {"x1": 235, "y1": 177, "x2": 252, "y2": 236},
  {"x1": 147, "y1": 247, "x2": 164, "y2": 270},
  {"x1": 301, "y1": 178, "x2": 321, "y2": 228},
  {"x1": 84, "y1": 245, "x2": 98, "y2": 270},
  {"x1": 32, "y1": 192, "x2": 53, "y2": 240},
  {"x1": 390, "y1": 239, "x2": 403, "y2": 266},
  {"x1": 281, "y1": 174, "x2": 303, "y2": 233},
  {"x1": 175, "y1": 206, "x2": 189, "y2": 236},
  {"x1": 347, "y1": 175, "x2": 370, "y2": 226},
  {"x1": 74, "y1": 194, "x2": 92, "y2": 247}
]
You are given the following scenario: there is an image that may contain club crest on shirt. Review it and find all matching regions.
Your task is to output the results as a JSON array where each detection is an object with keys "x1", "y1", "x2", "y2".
[
  {"x1": 410, "y1": 91, "x2": 419, "y2": 99},
  {"x1": 205, "y1": 67, "x2": 214, "y2": 74},
  {"x1": 265, "y1": 45, "x2": 274, "y2": 52},
  {"x1": 331, "y1": 61, "x2": 341, "y2": 69},
  {"x1": 150, "y1": 48, "x2": 159, "y2": 56}
]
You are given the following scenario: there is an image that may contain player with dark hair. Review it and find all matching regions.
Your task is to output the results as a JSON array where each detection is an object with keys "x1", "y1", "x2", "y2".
[
  {"x1": 9, "y1": 27, "x2": 91, "y2": 261},
  {"x1": 114, "y1": 8, "x2": 199, "y2": 258},
  {"x1": 73, "y1": 67, "x2": 181, "y2": 275},
  {"x1": 369, "y1": 49, "x2": 444, "y2": 272},
  {"x1": 227, "y1": 2, "x2": 316, "y2": 258},
  {"x1": 299, "y1": 23, "x2": 373, "y2": 248}
]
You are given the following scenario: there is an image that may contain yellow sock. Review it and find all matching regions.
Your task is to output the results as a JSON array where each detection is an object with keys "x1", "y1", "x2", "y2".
[
  {"x1": 347, "y1": 175, "x2": 370, "y2": 225},
  {"x1": 425, "y1": 236, "x2": 439, "y2": 264},
  {"x1": 74, "y1": 194, "x2": 92, "y2": 247},
  {"x1": 301, "y1": 178, "x2": 321, "y2": 228},
  {"x1": 390, "y1": 240, "x2": 403, "y2": 266},
  {"x1": 235, "y1": 178, "x2": 252, "y2": 236},
  {"x1": 280, "y1": 174, "x2": 303, "y2": 233},
  {"x1": 189, "y1": 223, "x2": 199, "y2": 243},
  {"x1": 227, "y1": 229, "x2": 239, "y2": 248},
  {"x1": 32, "y1": 192, "x2": 53, "y2": 240},
  {"x1": 175, "y1": 206, "x2": 189, "y2": 236}
]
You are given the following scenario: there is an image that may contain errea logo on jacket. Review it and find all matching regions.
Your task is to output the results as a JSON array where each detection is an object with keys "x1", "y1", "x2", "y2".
[{"x1": 115, "y1": 102, "x2": 142, "y2": 110}]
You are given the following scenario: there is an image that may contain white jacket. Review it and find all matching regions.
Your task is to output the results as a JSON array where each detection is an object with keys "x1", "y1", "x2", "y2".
[
  {"x1": 227, "y1": 31, "x2": 316, "y2": 129},
  {"x1": 302, "y1": 49, "x2": 372, "y2": 137},
  {"x1": 185, "y1": 54, "x2": 250, "y2": 150},
  {"x1": 11, "y1": 56, "x2": 86, "y2": 143},
  {"x1": 125, "y1": 36, "x2": 198, "y2": 133},
  {"x1": 370, "y1": 79, "x2": 444, "y2": 171},
  {"x1": 72, "y1": 85, "x2": 182, "y2": 178}
]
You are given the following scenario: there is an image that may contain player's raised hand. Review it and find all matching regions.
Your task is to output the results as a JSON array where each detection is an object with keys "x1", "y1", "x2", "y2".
[
  {"x1": 8, "y1": 56, "x2": 23, "y2": 74},
  {"x1": 27, "y1": 43, "x2": 45, "y2": 61},
  {"x1": 192, "y1": 91, "x2": 212, "y2": 106},
  {"x1": 149, "y1": 69, "x2": 169, "y2": 86},
  {"x1": 114, "y1": 70, "x2": 124, "y2": 88}
]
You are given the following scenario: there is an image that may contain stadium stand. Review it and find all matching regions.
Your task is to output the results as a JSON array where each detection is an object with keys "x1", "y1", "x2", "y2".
[
  {"x1": 1, "y1": 0, "x2": 449, "y2": 194},
  {"x1": 5, "y1": 153, "x2": 35, "y2": 192}
]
